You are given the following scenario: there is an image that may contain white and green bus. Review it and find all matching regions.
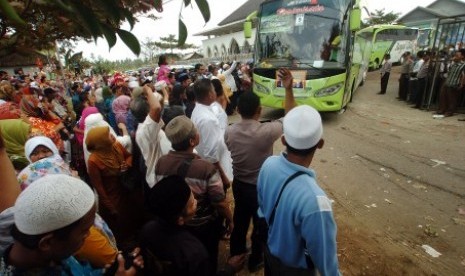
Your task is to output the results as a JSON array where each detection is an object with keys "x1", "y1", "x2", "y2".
[
  {"x1": 357, "y1": 24, "x2": 419, "y2": 70},
  {"x1": 244, "y1": 0, "x2": 370, "y2": 112}
]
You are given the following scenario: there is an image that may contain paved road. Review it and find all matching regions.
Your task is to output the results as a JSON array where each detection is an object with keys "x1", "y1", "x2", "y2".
[{"x1": 230, "y1": 66, "x2": 465, "y2": 275}]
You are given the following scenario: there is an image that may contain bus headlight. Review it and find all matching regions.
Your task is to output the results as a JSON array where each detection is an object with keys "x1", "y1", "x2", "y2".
[
  {"x1": 254, "y1": 82, "x2": 271, "y2": 94},
  {"x1": 314, "y1": 83, "x2": 343, "y2": 97}
]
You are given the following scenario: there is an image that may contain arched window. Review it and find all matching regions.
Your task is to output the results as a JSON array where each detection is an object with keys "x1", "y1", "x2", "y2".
[
  {"x1": 207, "y1": 47, "x2": 212, "y2": 58},
  {"x1": 230, "y1": 39, "x2": 240, "y2": 54},
  {"x1": 214, "y1": 46, "x2": 219, "y2": 57},
  {"x1": 243, "y1": 41, "x2": 251, "y2": 53},
  {"x1": 221, "y1": 44, "x2": 227, "y2": 56}
]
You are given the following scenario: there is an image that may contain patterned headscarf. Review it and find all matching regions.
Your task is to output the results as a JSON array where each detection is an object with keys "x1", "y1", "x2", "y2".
[
  {"x1": 20, "y1": 94, "x2": 46, "y2": 118},
  {"x1": 112, "y1": 95, "x2": 131, "y2": 125},
  {"x1": 17, "y1": 155, "x2": 71, "y2": 191}
]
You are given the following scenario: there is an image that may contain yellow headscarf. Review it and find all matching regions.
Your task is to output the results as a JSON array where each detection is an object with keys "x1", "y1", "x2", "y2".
[{"x1": 85, "y1": 126, "x2": 123, "y2": 171}]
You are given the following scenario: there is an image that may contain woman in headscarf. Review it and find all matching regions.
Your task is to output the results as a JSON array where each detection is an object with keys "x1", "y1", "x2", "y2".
[
  {"x1": 86, "y1": 126, "x2": 143, "y2": 251},
  {"x1": 0, "y1": 81, "x2": 16, "y2": 102},
  {"x1": 70, "y1": 91, "x2": 98, "y2": 180},
  {"x1": 73, "y1": 91, "x2": 98, "y2": 146},
  {"x1": 16, "y1": 135, "x2": 118, "y2": 268},
  {"x1": 83, "y1": 113, "x2": 132, "y2": 167},
  {"x1": 102, "y1": 86, "x2": 117, "y2": 132},
  {"x1": 0, "y1": 102, "x2": 23, "y2": 120},
  {"x1": 75, "y1": 106, "x2": 99, "y2": 146},
  {"x1": 18, "y1": 136, "x2": 69, "y2": 190},
  {"x1": 19, "y1": 90, "x2": 66, "y2": 151},
  {"x1": 112, "y1": 85, "x2": 131, "y2": 127},
  {"x1": 0, "y1": 119, "x2": 31, "y2": 170}
]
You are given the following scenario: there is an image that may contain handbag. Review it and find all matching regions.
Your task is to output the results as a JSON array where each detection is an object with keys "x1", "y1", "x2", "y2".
[
  {"x1": 259, "y1": 171, "x2": 316, "y2": 274},
  {"x1": 258, "y1": 171, "x2": 307, "y2": 243}
]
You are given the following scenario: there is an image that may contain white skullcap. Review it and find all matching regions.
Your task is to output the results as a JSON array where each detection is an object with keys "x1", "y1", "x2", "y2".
[
  {"x1": 128, "y1": 80, "x2": 139, "y2": 89},
  {"x1": 283, "y1": 105, "x2": 323, "y2": 150},
  {"x1": 153, "y1": 91, "x2": 163, "y2": 101},
  {"x1": 155, "y1": 80, "x2": 167, "y2": 91},
  {"x1": 24, "y1": 136, "x2": 59, "y2": 162},
  {"x1": 14, "y1": 174, "x2": 95, "y2": 235}
]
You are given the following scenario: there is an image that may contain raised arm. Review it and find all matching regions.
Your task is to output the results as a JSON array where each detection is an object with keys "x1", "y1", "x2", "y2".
[
  {"x1": 144, "y1": 85, "x2": 162, "y2": 123},
  {"x1": 278, "y1": 68, "x2": 297, "y2": 114},
  {"x1": 0, "y1": 130, "x2": 21, "y2": 212}
]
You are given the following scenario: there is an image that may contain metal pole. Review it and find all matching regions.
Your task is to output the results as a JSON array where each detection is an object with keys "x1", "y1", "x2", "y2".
[{"x1": 426, "y1": 18, "x2": 442, "y2": 110}]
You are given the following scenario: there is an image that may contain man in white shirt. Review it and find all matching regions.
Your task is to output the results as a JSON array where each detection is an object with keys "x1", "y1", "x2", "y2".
[
  {"x1": 134, "y1": 85, "x2": 169, "y2": 188},
  {"x1": 191, "y1": 79, "x2": 231, "y2": 188}
]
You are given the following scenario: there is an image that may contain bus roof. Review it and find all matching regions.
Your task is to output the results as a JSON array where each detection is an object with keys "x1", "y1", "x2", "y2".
[{"x1": 358, "y1": 24, "x2": 407, "y2": 33}]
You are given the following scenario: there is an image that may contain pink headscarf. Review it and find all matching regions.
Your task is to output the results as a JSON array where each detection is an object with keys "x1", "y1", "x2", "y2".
[
  {"x1": 112, "y1": 95, "x2": 131, "y2": 125},
  {"x1": 76, "y1": 106, "x2": 99, "y2": 145}
]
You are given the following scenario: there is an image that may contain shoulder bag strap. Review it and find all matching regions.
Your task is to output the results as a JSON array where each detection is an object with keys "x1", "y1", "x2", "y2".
[
  {"x1": 176, "y1": 158, "x2": 194, "y2": 179},
  {"x1": 268, "y1": 171, "x2": 307, "y2": 226}
]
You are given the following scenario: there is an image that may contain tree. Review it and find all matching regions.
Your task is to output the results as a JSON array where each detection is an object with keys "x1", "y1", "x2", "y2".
[
  {"x1": 0, "y1": 0, "x2": 210, "y2": 58},
  {"x1": 141, "y1": 37, "x2": 160, "y2": 63},
  {"x1": 154, "y1": 35, "x2": 197, "y2": 54},
  {"x1": 362, "y1": 9, "x2": 401, "y2": 28}
]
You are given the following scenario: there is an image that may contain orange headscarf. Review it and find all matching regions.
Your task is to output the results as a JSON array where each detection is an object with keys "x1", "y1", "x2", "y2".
[{"x1": 85, "y1": 126, "x2": 123, "y2": 171}]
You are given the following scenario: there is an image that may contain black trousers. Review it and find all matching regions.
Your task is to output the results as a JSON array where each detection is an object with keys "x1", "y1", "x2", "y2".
[
  {"x1": 398, "y1": 74, "x2": 410, "y2": 100},
  {"x1": 186, "y1": 217, "x2": 223, "y2": 273},
  {"x1": 380, "y1": 72, "x2": 390, "y2": 93},
  {"x1": 414, "y1": 78, "x2": 427, "y2": 108},
  {"x1": 230, "y1": 179, "x2": 263, "y2": 260}
]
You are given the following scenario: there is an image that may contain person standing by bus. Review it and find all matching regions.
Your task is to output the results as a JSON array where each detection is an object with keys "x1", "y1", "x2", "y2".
[
  {"x1": 378, "y1": 54, "x2": 392, "y2": 95},
  {"x1": 257, "y1": 105, "x2": 340, "y2": 275},
  {"x1": 398, "y1": 52, "x2": 413, "y2": 101},
  {"x1": 436, "y1": 49, "x2": 465, "y2": 117}
]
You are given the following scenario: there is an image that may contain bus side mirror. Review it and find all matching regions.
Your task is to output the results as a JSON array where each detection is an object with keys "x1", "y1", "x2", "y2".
[
  {"x1": 350, "y1": 8, "x2": 361, "y2": 32},
  {"x1": 244, "y1": 21, "x2": 252, "y2": 39}
]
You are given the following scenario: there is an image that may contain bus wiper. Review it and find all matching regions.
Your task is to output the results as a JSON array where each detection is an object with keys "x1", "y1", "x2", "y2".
[{"x1": 293, "y1": 61, "x2": 333, "y2": 73}]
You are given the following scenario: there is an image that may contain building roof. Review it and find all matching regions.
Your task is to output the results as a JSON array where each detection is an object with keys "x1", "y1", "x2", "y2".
[
  {"x1": 426, "y1": 0, "x2": 465, "y2": 16},
  {"x1": 218, "y1": 0, "x2": 266, "y2": 26},
  {"x1": 0, "y1": 52, "x2": 47, "y2": 68},
  {"x1": 398, "y1": 0, "x2": 465, "y2": 22},
  {"x1": 397, "y1": 6, "x2": 446, "y2": 22},
  {"x1": 194, "y1": 21, "x2": 245, "y2": 36}
]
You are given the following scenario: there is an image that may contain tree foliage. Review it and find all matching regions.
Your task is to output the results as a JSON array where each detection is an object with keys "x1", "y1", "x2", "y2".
[
  {"x1": 154, "y1": 34, "x2": 197, "y2": 54},
  {"x1": 362, "y1": 9, "x2": 401, "y2": 28},
  {"x1": 0, "y1": 0, "x2": 210, "y2": 58}
]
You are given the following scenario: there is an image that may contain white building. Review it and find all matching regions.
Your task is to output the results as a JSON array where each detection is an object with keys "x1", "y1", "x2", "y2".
[{"x1": 191, "y1": 0, "x2": 265, "y2": 63}]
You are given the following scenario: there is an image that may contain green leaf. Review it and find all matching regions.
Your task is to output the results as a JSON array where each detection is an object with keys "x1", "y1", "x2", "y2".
[
  {"x1": 183, "y1": 0, "x2": 191, "y2": 6},
  {"x1": 117, "y1": 29, "x2": 141, "y2": 56},
  {"x1": 70, "y1": 3, "x2": 102, "y2": 40},
  {"x1": 178, "y1": 19, "x2": 187, "y2": 46},
  {"x1": 122, "y1": 9, "x2": 136, "y2": 30},
  {"x1": 92, "y1": 0, "x2": 122, "y2": 22},
  {"x1": 0, "y1": 0, "x2": 26, "y2": 26},
  {"x1": 195, "y1": 0, "x2": 210, "y2": 23},
  {"x1": 154, "y1": 0, "x2": 163, "y2": 12},
  {"x1": 100, "y1": 24, "x2": 117, "y2": 49}
]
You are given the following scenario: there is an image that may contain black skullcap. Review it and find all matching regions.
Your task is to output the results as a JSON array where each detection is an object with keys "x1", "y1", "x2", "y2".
[{"x1": 147, "y1": 175, "x2": 192, "y2": 223}]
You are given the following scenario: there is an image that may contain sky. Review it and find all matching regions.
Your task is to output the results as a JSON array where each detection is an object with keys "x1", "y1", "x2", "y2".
[{"x1": 75, "y1": 0, "x2": 438, "y2": 61}]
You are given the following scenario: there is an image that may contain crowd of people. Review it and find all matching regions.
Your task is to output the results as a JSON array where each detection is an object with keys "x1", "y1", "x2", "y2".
[
  {"x1": 0, "y1": 55, "x2": 341, "y2": 275},
  {"x1": 378, "y1": 48, "x2": 465, "y2": 119}
]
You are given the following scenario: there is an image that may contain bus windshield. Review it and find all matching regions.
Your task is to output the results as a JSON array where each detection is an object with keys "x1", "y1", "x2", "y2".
[{"x1": 255, "y1": 0, "x2": 350, "y2": 68}]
